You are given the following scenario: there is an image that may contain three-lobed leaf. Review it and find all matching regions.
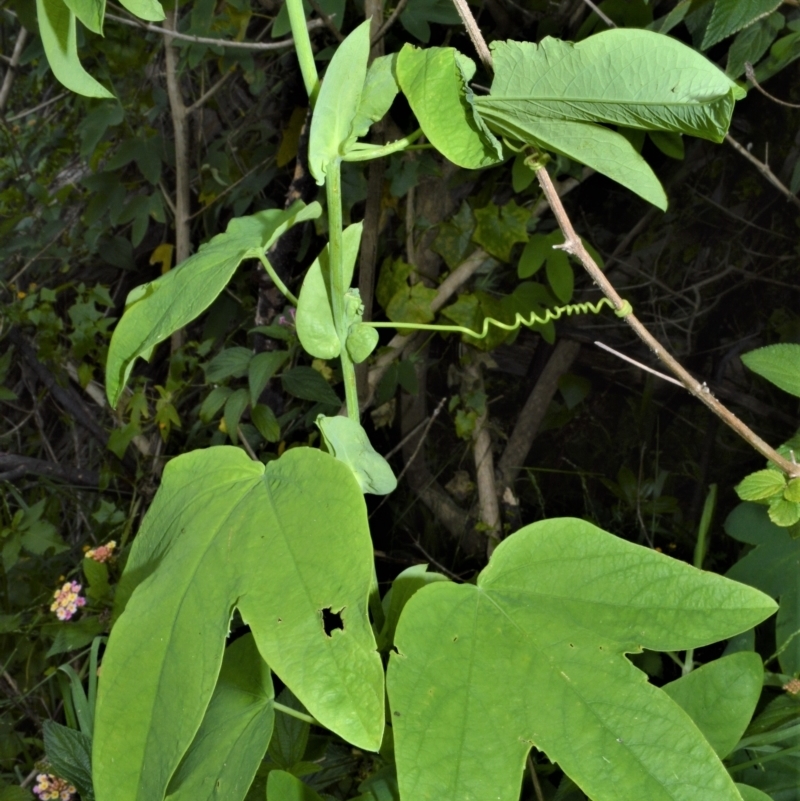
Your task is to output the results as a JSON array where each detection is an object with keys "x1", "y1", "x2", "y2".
[
  {"x1": 741, "y1": 343, "x2": 800, "y2": 398},
  {"x1": 387, "y1": 518, "x2": 776, "y2": 801},
  {"x1": 94, "y1": 446, "x2": 384, "y2": 801},
  {"x1": 662, "y1": 652, "x2": 763, "y2": 758},
  {"x1": 105, "y1": 201, "x2": 321, "y2": 406},
  {"x1": 165, "y1": 634, "x2": 274, "y2": 801}
]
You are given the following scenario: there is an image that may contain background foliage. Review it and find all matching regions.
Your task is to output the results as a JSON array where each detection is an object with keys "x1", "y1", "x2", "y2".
[{"x1": 1, "y1": 0, "x2": 799, "y2": 798}]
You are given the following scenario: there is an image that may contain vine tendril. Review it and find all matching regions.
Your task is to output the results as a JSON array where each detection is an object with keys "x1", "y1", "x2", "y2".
[{"x1": 366, "y1": 298, "x2": 632, "y2": 339}]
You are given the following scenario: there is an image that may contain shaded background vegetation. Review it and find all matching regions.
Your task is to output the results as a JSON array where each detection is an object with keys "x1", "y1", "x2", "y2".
[{"x1": 1, "y1": 0, "x2": 799, "y2": 797}]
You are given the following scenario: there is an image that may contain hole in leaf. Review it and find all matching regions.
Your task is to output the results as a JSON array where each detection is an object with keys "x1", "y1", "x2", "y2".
[{"x1": 321, "y1": 607, "x2": 344, "y2": 637}]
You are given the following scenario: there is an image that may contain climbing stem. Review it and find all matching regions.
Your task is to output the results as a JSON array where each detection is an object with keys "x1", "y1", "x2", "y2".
[
  {"x1": 285, "y1": 0, "x2": 320, "y2": 104},
  {"x1": 326, "y1": 160, "x2": 360, "y2": 421},
  {"x1": 342, "y1": 130, "x2": 426, "y2": 161},
  {"x1": 257, "y1": 253, "x2": 299, "y2": 306}
]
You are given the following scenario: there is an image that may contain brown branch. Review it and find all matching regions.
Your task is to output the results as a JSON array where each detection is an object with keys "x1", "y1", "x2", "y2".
[
  {"x1": 725, "y1": 133, "x2": 800, "y2": 210},
  {"x1": 535, "y1": 167, "x2": 800, "y2": 478},
  {"x1": 497, "y1": 339, "x2": 581, "y2": 492},
  {"x1": 581, "y1": 0, "x2": 617, "y2": 27},
  {"x1": 0, "y1": 27, "x2": 29, "y2": 114},
  {"x1": 105, "y1": 12, "x2": 325, "y2": 50},
  {"x1": 745, "y1": 63, "x2": 800, "y2": 109},
  {"x1": 307, "y1": 0, "x2": 344, "y2": 41},
  {"x1": 0, "y1": 452, "x2": 99, "y2": 487},
  {"x1": 450, "y1": 0, "x2": 493, "y2": 70},
  {"x1": 371, "y1": 0, "x2": 410, "y2": 44}
]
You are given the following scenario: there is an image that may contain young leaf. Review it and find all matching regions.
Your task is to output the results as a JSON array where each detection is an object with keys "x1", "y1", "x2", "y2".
[
  {"x1": 350, "y1": 54, "x2": 399, "y2": 141},
  {"x1": 736, "y1": 469, "x2": 787, "y2": 501},
  {"x1": 702, "y1": 0, "x2": 782, "y2": 50},
  {"x1": 118, "y1": 0, "x2": 164, "y2": 21},
  {"x1": 165, "y1": 634, "x2": 274, "y2": 801},
  {"x1": 62, "y1": 0, "x2": 105, "y2": 34},
  {"x1": 317, "y1": 415, "x2": 397, "y2": 495},
  {"x1": 741, "y1": 343, "x2": 800, "y2": 398},
  {"x1": 106, "y1": 201, "x2": 321, "y2": 406},
  {"x1": 475, "y1": 32, "x2": 745, "y2": 143},
  {"x1": 296, "y1": 223, "x2": 363, "y2": 360},
  {"x1": 94, "y1": 447, "x2": 384, "y2": 801},
  {"x1": 396, "y1": 45, "x2": 503, "y2": 170},
  {"x1": 308, "y1": 20, "x2": 371, "y2": 183},
  {"x1": 768, "y1": 497, "x2": 800, "y2": 527},
  {"x1": 266, "y1": 771, "x2": 324, "y2": 801},
  {"x1": 36, "y1": 0, "x2": 114, "y2": 98},
  {"x1": 281, "y1": 367, "x2": 341, "y2": 406},
  {"x1": 662, "y1": 652, "x2": 763, "y2": 758},
  {"x1": 387, "y1": 518, "x2": 776, "y2": 801}
]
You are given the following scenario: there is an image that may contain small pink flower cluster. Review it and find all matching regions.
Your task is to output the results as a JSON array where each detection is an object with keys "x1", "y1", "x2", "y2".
[
  {"x1": 33, "y1": 773, "x2": 76, "y2": 800},
  {"x1": 50, "y1": 581, "x2": 86, "y2": 621},
  {"x1": 277, "y1": 307, "x2": 296, "y2": 328},
  {"x1": 85, "y1": 540, "x2": 116, "y2": 563}
]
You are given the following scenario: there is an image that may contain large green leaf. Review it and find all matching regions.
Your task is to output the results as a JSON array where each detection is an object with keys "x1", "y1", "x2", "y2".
[
  {"x1": 296, "y1": 223, "x2": 362, "y2": 360},
  {"x1": 165, "y1": 634, "x2": 274, "y2": 801},
  {"x1": 396, "y1": 45, "x2": 503, "y2": 170},
  {"x1": 94, "y1": 447, "x2": 384, "y2": 801},
  {"x1": 308, "y1": 20, "x2": 371, "y2": 183},
  {"x1": 36, "y1": 0, "x2": 113, "y2": 98},
  {"x1": 387, "y1": 518, "x2": 776, "y2": 801},
  {"x1": 702, "y1": 0, "x2": 782, "y2": 49},
  {"x1": 105, "y1": 201, "x2": 321, "y2": 406},
  {"x1": 474, "y1": 32, "x2": 744, "y2": 143},
  {"x1": 117, "y1": 0, "x2": 164, "y2": 21},
  {"x1": 741, "y1": 343, "x2": 800, "y2": 398},
  {"x1": 662, "y1": 652, "x2": 763, "y2": 758}
]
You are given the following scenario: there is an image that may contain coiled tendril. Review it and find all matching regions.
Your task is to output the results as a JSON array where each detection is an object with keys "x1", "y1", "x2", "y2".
[{"x1": 367, "y1": 298, "x2": 632, "y2": 339}]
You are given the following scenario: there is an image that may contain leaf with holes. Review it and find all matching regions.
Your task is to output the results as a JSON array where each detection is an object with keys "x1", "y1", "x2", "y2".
[
  {"x1": 165, "y1": 634, "x2": 274, "y2": 801},
  {"x1": 396, "y1": 45, "x2": 503, "y2": 170},
  {"x1": 702, "y1": 0, "x2": 783, "y2": 49},
  {"x1": 106, "y1": 202, "x2": 321, "y2": 407},
  {"x1": 36, "y1": 0, "x2": 114, "y2": 98},
  {"x1": 741, "y1": 343, "x2": 800, "y2": 398},
  {"x1": 94, "y1": 447, "x2": 384, "y2": 801},
  {"x1": 388, "y1": 518, "x2": 776, "y2": 801}
]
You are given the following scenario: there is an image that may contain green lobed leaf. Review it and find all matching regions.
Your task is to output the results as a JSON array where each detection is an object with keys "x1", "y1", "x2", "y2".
[
  {"x1": 741, "y1": 343, "x2": 800, "y2": 398},
  {"x1": 387, "y1": 518, "x2": 777, "y2": 801},
  {"x1": 662, "y1": 652, "x2": 763, "y2": 758},
  {"x1": 296, "y1": 223, "x2": 362, "y2": 360},
  {"x1": 396, "y1": 45, "x2": 503, "y2": 170},
  {"x1": 165, "y1": 634, "x2": 274, "y2": 801},
  {"x1": 105, "y1": 201, "x2": 321, "y2": 407},
  {"x1": 36, "y1": 0, "x2": 114, "y2": 98},
  {"x1": 702, "y1": 0, "x2": 782, "y2": 49},
  {"x1": 43, "y1": 722, "x2": 94, "y2": 801},
  {"x1": 94, "y1": 447, "x2": 384, "y2": 801},
  {"x1": 350, "y1": 54, "x2": 399, "y2": 141},
  {"x1": 316, "y1": 415, "x2": 397, "y2": 495},
  {"x1": 472, "y1": 201, "x2": 529, "y2": 263},
  {"x1": 61, "y1": 0, "x2": 104, "y2": 34},
  {"x1": 266, "y1": 771, "x2": 323, "y2": 801},
  {"x1": 736, "y1": 469, "x2": 787, "y2": 501},
  {"x1": 308, "y1": 20, "x2": 371, "y2": 183},
  {"x1": 117, "y1": 0, "x2": 164, "y2": 21},
  {"x1": 475, "y1": 32, "x2": 744, "y2": 143}
]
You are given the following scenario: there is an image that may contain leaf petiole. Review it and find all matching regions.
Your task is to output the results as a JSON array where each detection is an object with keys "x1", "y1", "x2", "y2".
[
  {"x1": 273, "y1": 701, "x2": 320, "y2": 726},
  {"x1": 257, "y1": 253, "x2": 299, "y2": 306},
  {"x1": 342, "y1": 130, "x2": 425, "y2": 162}
]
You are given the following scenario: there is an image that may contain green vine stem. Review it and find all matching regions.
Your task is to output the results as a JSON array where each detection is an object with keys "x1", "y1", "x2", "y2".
[
  {"x1": 343, "y1": 130, "x2": 427, "y2": 162},
  {"x1": 365, "y1": 298, "x2": 630, "y2": 339},
  {"x1": 326, "y1": 160, "x2": 360, "y2": 421},
  {"x1": 285, "y1": 0, "x2": 320, "y2": 104},
  {"x1": 257, "y1": 253, "x2": 299, "y2": 306}
]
